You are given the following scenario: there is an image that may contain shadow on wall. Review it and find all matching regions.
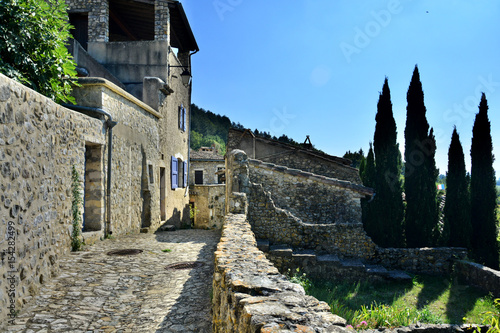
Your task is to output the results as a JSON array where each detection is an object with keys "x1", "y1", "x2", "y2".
[
  {"x1": 166, "y1": 205, "x2": 191, "y2": 229},
  {"x1": 141, "y1": 146, "x2": 152, "y2": 228}
]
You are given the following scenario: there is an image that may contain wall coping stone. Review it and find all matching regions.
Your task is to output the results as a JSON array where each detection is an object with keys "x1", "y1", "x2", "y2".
[
  {"x1": 75, "y1": 77, "x2": 162, "y2": 119},
  {"x1": 248, "y1": 158, "x2": 373, "y2": 196},
  {"x1": 213, "y1": 213, "x2": 348, "y2": 332}
]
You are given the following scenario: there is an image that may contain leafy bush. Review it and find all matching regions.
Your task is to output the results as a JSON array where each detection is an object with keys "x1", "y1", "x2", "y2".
[{"x1": 0, "y1": 0, "x2": 77, "y2": 103}]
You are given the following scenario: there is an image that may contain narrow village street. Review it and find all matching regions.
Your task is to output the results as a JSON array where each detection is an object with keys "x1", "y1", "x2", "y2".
[{"x1": 3, "y1": 229, "x2": 220, "y2": 333}]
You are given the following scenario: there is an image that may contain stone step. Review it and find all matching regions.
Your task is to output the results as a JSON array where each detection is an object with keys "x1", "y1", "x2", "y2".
[
  {"x1": 365, "y1": 264, "x2": 388, "y2": 274},
  {"x1": 385, "y1": 270, "x2": 412, "y2": 281},
  {"x1": 269, "y1": 244, "x2": 293, "y2": 257},
  {"x1": 316, "y1": 254, "x2": 340, "y2": 263},
  {"x1": 157, "y1": 224, "x2": 176, "y2": 232},
  {"x1": 256, "y1": 239, "x2": 270, "y2": 252},
  {"x1": 340, "y1": 259, "x2": 365, "y2": 268}
]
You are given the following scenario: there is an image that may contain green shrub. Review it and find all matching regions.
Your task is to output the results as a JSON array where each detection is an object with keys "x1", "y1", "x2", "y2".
[{"x1": 0, "y1": 0, "x2": 77, "y2": 103}]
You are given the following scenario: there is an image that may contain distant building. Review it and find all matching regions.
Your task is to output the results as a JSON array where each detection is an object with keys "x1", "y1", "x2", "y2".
[{"x1": 189, "y1": 146, "x2": 225, "y2": 229}]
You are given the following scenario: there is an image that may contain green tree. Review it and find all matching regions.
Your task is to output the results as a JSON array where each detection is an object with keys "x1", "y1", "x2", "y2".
[
  {"x1": 361, "y1": 143, "x2": 378, "y2": 242},
  {"x1": 470, "y1": 93, "x2": 499, "y2": 269},
  {"x1": 0, "y1": 0, "x2": 77, "y2": 103},
  {"x1": 373, "y1": 78, "x2": 405, "y2": 247},
  {"x1": 442, "y1": 127, "x2": 471, "y2": 248},
  {"x1": 344, "y1": 149, "x2": 365, "y2": 168},
  {"x1": 404, "y1": 66, "x2": 438, "y2": 247}
]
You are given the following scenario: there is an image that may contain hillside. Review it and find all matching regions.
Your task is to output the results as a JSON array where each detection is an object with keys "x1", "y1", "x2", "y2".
[{"x1": 190, "y1": 103, "x2": 307, "y2": 156}]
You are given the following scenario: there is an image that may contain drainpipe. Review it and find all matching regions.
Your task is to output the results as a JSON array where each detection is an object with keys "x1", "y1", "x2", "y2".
[{"x1": 61, "y1": 103, "x2": 118, "y2": 237}]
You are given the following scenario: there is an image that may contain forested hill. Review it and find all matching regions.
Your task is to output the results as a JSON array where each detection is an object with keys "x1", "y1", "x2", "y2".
[{"x1": 190, "y1": 104, "x2": 305, "y2": 156}]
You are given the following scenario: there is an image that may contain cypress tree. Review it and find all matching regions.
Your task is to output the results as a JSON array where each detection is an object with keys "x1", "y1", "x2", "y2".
[
  {"x1": 361, "y1": 144, "x2": 378, "y2": 241},
  {"x1": 373, "y1": 78, "x2": 405, "y2": 247},
  {"x1": 404, "y1": 66, "x2": 438, "y2": 247},
  {"x1": 443, "y1": 127, "x2": 471, "y2": 248},
  {"x1": 470, "y1": 93, "x2": 499, "y2": 269}
]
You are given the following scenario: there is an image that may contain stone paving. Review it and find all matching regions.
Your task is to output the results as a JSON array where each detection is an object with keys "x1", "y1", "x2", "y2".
[{"x1": 3, "y1": 229, "x2": 220, "y2": 333}]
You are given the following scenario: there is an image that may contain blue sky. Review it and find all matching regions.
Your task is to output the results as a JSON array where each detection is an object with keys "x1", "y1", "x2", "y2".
[{"x1": 182, "y1": 1, "x2": 500, "y2": 176}]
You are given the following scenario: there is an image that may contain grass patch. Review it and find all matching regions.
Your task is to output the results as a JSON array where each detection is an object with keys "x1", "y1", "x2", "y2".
[
  {"x1": 161, "y1": 248, "x2": 172, "y2": 253},
  {"x1": 288, "y1": 270, "x2": 499, "y2": 329}
]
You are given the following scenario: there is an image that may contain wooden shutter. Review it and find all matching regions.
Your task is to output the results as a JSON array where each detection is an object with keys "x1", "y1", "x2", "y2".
[{"x1": 171, "y1": 156, "x2": 178, "y2": 189}]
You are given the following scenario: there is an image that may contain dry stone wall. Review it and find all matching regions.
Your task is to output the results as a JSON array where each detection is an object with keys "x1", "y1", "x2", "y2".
[
  {"x1": 212, "y1": 213, "x2": 348, "y2": 333},
  {"x1": 249, "y1": 159, "x2": 371, "y2": 224},
  {"x1": 0, "y1": 74, "x2": 104, "y2": 323}
]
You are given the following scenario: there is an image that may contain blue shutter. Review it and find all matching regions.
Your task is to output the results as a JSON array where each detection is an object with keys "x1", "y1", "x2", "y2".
[
  {"x1": 171, "y1": 156, "x2": 178, "y2": 189},
  {"x1": 183, "y1": 161, "x2": 188, "y2": 187}
]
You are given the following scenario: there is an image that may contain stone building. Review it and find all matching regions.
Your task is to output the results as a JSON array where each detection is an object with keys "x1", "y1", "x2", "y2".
[
  {"x1": 65, "y1": 0, "x2": 199, "y2": 230},
  {"x1": 0, "y1": 1, "x2": 198, "y2": 323},
  {"x1": 227, "y1": 128, "x2": 361, "y2": 183},
  {"x1": 189, "y1": 146, "x2": 225, "y2": 229}
]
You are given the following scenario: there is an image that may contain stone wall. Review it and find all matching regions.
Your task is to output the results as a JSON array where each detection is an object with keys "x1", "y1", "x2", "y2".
[
  {"x1": 189, "y1": 185, "x2": 225, "y2": 229},
  {"x1": 249, "y1": 159, "x2": 372, "y2": 224},
  {"x1": 374, "y1": 247, "x2": 467, "y2": 276},
  {"x1": 227, "y1": 128, "x2": 361, "y2": 183},
  {"x1": 226, "y1": 149, "x2": 470, "y2": 276},
  {"x1": 0, "y1": 74, "x2": 104, "y2": 323},
  {"x1": 65, "y1": 0, "x2": 109, "y2": 42},
  {"x1": 212, "y1": 213, "x2": 348, "y2": 332},
  {"x1": 454, "y1": 260, "x2": 500, "y2": 297}
]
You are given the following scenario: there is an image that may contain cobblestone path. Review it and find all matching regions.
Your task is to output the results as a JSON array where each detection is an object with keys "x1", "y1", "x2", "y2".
[{"x1": 3, "y1": 229, "x2": 220, "y2": 333}]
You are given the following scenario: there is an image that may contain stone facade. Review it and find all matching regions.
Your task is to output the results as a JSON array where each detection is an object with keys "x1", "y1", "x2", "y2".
[
  {"x1": 65, "y1": 0, "x2": 198, "y2": 229},
  {"x1": 227, "y1": 128, "x2": 361, "y2": 183},
  {"x1": 189, "y1": 185, "x2": 225, "y2": 229},
  {"x1": 71, "y1": 78, "x2": 163, "y2": 235}
]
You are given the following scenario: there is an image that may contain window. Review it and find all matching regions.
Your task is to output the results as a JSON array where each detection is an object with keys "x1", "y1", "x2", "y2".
[
  {"x1": 195, "y1": 170, "x2": 203, "y2": 185},
  {"x1": 217, "y1": 167, "x2": 225, "y2": 184},
  {"x1": 148, "y1": 164, "x2": 154, "y2": 184},
  {"x1": 172, "y1": 156, "x2": 187, "y2": 189},
  {"x1": 179, "y1": 104, "x2": 186, "y2": 131},
  {"x1": 178, "y1": 159, "x2": 184, "y2": 187}
]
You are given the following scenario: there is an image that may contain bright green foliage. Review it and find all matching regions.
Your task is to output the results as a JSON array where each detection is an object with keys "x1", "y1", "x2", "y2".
[
  {"x1": 479, "y1": 298, "x2": 500, "y2": 333},
  {"x1": 404, "y1": 66, "x2": 439, "y2": 247},
  {"x1": 442, "y1": 127, "x2": 471, "y2": 248},
  {"x1": 71, "y1": 166, "x2": 82, "y2": 251},
  {"x1": 372, "y1": 78, "x2": 405, "y2": 247},
  {"x1": 361, "y1": 144, "x2": 378, "y2": 240},
  {"x1": 0, "y1": 0, "x2": 77, "y2": 103},
  {"x1": 470, "y1": 93, "x2": 499, "y2": 269},
  {"x1": 190, "y1": 104, "x2": 230, "y2": 155}
]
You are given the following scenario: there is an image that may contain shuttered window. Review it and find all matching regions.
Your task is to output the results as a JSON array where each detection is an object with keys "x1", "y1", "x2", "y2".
[
  {"x1": 171, "y1": 156, "x2": 178, "y2": 189},
  {"x1": 179, "y1": 104, "x2": 187, "y2": 131}
]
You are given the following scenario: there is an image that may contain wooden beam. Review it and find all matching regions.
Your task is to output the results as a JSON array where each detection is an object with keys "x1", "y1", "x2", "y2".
[{"x1": 110, "y1": 9, "x2": 137, "y2": 41}]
